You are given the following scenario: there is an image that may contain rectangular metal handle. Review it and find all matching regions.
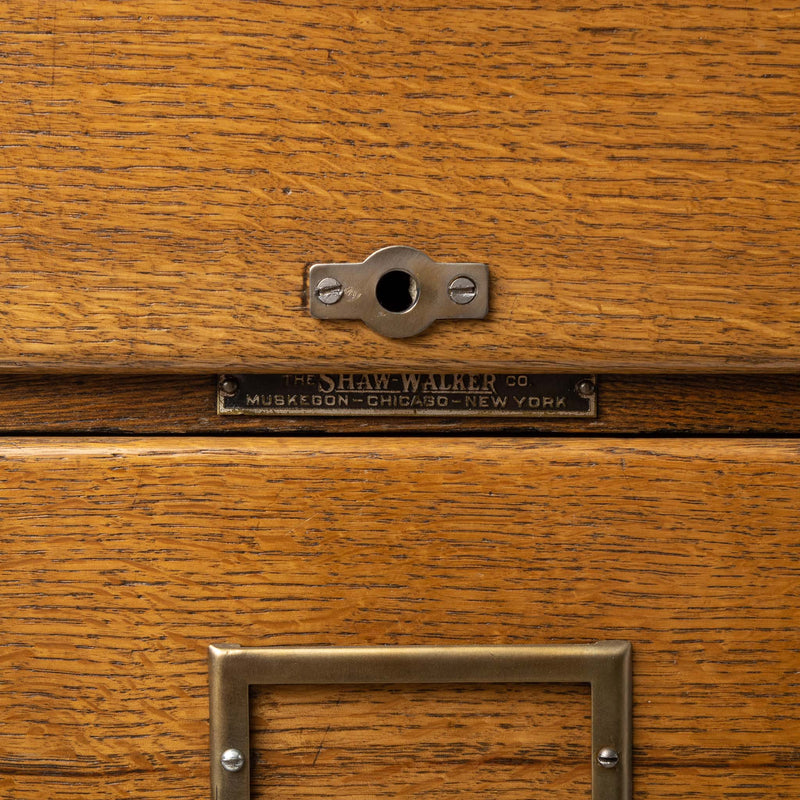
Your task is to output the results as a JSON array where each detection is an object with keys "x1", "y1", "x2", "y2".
[{"x1": 208, "y1": 641, "x2": 631, "y2": 800}]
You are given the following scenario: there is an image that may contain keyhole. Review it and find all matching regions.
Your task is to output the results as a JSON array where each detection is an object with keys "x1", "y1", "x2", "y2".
[{"x1": 375, "y1": 270, "x2": 418, "y2": 313}]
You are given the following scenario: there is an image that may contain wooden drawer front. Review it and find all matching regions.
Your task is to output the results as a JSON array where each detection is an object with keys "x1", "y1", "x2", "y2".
[
  {"x1": 248, "y1": 681, "x2": 593, "y2": 799},
  {"x1": 2, "y1": 3, "x2": 800, "y2": 373},
  {"x1": 1, "y1": 438, "x2": 798, "y2": 798}
]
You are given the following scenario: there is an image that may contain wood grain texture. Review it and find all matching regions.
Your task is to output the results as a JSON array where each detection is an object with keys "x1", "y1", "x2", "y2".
[
  {"x1": 1, "y1": 2, "x2": 799, "y2": 372},
  {"x1": 251, "y1": 683, "x2": 591, "y2": 798},
  {"x1": 0, "y1": 438, "x2": 798, "y2": 798},
  {"x1": 0, "y1": 373, "x2": 799, "y2": 434}
]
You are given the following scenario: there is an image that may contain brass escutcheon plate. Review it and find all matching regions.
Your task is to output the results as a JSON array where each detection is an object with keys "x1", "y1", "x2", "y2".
[
  {"x1": 208, "y1": 641, "x2": 631, "y2": 800},
  {"x1": 307, "y1": 246, "x2": 489, "y2": 338}
]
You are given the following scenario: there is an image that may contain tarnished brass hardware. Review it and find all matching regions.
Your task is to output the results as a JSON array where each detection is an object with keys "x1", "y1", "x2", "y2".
[
  {"x1": 216, "y1": 373, "x2": 598, "y2": 418},
  {"x1": 208, "y1": 641, "x2": 632, "y2": 800},
  {"x1": 308, "y1": 246, "x2": 489, "y2": 338}
]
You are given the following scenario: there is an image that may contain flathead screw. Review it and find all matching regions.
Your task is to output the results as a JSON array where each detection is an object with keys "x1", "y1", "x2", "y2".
[
  {"x1": 221, "y1": 748, "x2": 245, "y2": 773},
  {"x1": 597, "y1": 747, "x2": 619, "y2": 769},
  {"x1": 576, "y1": 379, "x2": 596, "y2": 398},
  {"x1": 448, "y1": 276, "x2": 477, "y2": 305},
  {"x1": 315, "y1": 277, "x2": 344, "y2": 305}
]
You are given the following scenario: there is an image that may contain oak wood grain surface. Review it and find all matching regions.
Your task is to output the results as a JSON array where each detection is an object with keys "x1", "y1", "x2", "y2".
[
  {"x1": 0, "y1": 438, "x2": 797, "y2": 798},
  {"x1": 1, "y1": 2, "x2": 799, "y2": 373},
  {"x1": 251, "y1": 683, "x2": 592, "y2": 799},
  {"x1": 1, "y1": 373, "x2": 800, "y2": 434}
]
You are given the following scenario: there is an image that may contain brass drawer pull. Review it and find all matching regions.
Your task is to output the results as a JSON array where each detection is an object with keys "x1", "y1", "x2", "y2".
[{"x1": 208, "y1": 641, "x2": 631, "y2": 800}]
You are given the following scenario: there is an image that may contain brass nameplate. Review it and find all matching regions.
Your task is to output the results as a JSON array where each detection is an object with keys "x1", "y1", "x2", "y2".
[{"x1": 217, "y1": 374, "x2": 596, "y2": 417}]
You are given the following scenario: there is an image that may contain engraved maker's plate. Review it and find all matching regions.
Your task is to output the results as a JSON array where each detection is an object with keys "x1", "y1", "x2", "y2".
[{"x1": 218, "y1": 374, "x2": 597, "y2": 417}]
